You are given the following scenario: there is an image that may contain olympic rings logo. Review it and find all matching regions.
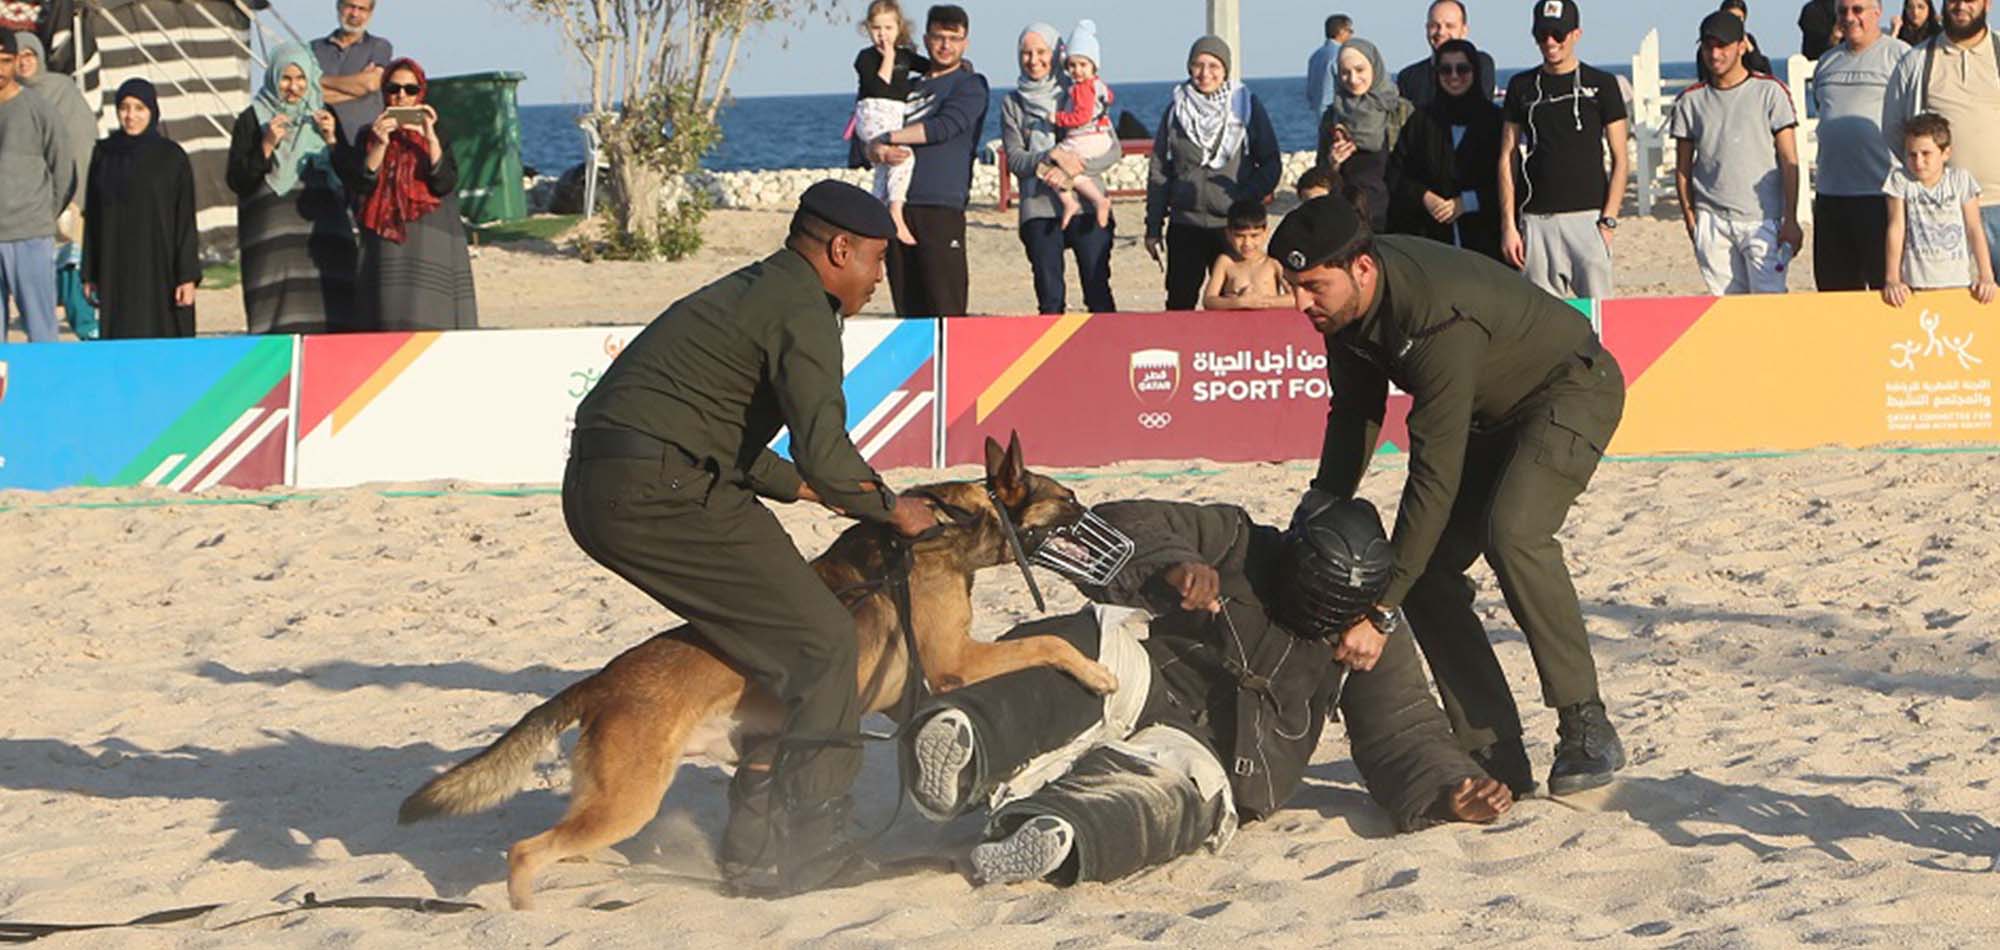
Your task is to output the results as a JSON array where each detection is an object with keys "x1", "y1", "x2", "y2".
[{"x1": 1137, "y1": 412, "x2": 1174, "y2": 429}]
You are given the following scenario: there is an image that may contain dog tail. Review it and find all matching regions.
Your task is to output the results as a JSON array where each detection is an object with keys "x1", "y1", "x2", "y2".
[{"x1": 399, "y1": 689, "x2": 581, "y2": 824}]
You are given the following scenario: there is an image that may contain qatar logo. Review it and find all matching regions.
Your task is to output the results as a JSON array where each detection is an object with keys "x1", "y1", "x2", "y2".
[
  {"x1": 1890, "y1": 310, "x2": 1981, "y2": 372},
  {"x1": 1129, "y1": 349, "x2": 1180, "y2": 429}
]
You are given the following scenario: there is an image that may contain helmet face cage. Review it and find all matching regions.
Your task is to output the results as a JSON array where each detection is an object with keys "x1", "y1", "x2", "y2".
[
  {"x1": 1027, "y1": 510, "x2": 1136, "y2": 587},
  {"x1": 1275, "y1": 502, "x2": 1393, "y2": 640}
]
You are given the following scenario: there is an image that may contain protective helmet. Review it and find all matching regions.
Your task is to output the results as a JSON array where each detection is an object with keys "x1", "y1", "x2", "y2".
[{"x1": 1273, "y1": 496, "x2": 1393, "y2": 640}]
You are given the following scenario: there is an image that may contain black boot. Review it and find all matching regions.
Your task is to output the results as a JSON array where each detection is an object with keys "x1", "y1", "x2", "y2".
[
  {"x1": 1547, "y1": 699, "x2": 1626, "y2": 795},
  {"x1": 721, "y1": 774, "x2": 874, "y2": 898},
  {"x1": 1470, "y1": 736, "x2": 1537, "y2": 799}
]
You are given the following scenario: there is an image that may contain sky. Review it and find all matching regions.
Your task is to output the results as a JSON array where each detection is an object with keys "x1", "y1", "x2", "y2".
[{"x1": 268, "y1": 0, "x2": 1863, "y2": 105}]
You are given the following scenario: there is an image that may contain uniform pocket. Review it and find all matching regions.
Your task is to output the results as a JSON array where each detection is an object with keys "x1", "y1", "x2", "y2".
[{"x1": 1533, "y1": 413, "x2": 1606, "y2": 493}]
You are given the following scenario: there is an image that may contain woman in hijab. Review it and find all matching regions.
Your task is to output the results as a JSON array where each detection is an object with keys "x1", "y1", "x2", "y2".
[
  {"x1": 228, "y1": 42, "x2": 357, "y2": 334},
  {"x1": 83, "y1": 79, "x2": 199, "y2": 340},
  {"x1": 336, "y1": 57, "x2": 477, "y2": 330},
  {"x1": 1143, "y1": 35, "x2": 1281, "y2": 311},
  {"x1": 1317, "y1": 37, "x2": 1404, "y2": 230},
  {"x1": 13, "y1": 31, "x2": 98, "y2": 339},
  {"x1": 1386, "y1": 39, "x2": 1504, "y2": 262},
  {"x1": 1002, "y1": 21, "x2": 1117, "y2": 315}
]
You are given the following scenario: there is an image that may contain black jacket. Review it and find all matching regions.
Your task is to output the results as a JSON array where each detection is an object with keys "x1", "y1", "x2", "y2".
[{"x1": 1080, "y1": 500, "x2": 1477, "y2": 827}]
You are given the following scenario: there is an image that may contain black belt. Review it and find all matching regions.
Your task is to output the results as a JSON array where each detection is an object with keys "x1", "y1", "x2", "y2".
[{"x1": 571, "y1": 428, "x2": 689, "y2": 463}]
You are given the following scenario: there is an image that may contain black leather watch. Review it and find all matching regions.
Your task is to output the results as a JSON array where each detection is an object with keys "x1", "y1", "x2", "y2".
[
  {"x1": 1597, "y1": 215, "x2": 1619, "y2": 231},
  {"x1": 1366, "y1": 605, "x2": 1404, "y2": 637}
]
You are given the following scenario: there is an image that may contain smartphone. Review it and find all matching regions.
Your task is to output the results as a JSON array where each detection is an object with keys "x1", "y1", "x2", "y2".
[{"x1": 386, "y1": 106, "x2": 428, "y2": 128}]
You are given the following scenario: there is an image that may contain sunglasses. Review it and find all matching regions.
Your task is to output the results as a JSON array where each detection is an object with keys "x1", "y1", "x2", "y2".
[
  {"x1": 384, "y1": 82, "x2": 422, "y2": 96},
  {"x1": 1437, "y1": 62, "x2": 1476, "y2": 76},
  {"x1": 1534, "y1": 27, "x2": 1574, "y2": 43}
]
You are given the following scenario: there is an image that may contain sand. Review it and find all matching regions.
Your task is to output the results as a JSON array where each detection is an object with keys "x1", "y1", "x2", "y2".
[
  {"x1": 3, "y1": 448, "x2": 1997, "y2": 947},
  {"x1": 187, "y1": 199, "x2": 1803, "y2": 334}
]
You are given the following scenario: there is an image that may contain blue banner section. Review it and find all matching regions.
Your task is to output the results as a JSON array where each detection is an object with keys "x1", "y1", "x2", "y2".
[
  {"x1": 0, "y1": 338, "x2": 290, "y2": 491},
  {"x1": 770, "y1": 319, "x2": 936, "y2": 461}
]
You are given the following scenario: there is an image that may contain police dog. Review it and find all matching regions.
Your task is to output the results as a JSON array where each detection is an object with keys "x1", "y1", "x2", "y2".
[{"x1": 398, "y1": 433, "x2": 1115, "y2": 908}]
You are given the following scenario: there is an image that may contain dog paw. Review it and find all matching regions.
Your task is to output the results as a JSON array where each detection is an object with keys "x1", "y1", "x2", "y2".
[{"x1": 1075, "y1": 662, "x2": 1120, "y2": 695}]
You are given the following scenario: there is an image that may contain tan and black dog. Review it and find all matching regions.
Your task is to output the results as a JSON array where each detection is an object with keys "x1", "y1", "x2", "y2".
[{"x1": 399, "y1": 434, "x2": 1115, "y2": 908}]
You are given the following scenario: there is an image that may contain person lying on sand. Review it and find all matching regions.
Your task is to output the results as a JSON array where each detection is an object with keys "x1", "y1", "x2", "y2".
[{"x1": 901, "y1": 496, "x2": 1511, "y2": 885}]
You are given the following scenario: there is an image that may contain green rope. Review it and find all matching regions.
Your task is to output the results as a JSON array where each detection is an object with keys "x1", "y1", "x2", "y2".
[{"x1": 3, "y1": 446, "x2": 1994, "y2": 515}]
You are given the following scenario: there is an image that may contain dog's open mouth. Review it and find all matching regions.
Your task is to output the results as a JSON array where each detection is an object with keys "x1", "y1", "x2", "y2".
[{"x1": 1041, "y1": 535, "x2": 1090, "y2": 563}]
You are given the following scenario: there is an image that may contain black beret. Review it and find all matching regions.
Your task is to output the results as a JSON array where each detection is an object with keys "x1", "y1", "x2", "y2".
[
  {"x1": 0, "y1": 31, "x2": 16, "y2": 56},
  {"x1": 1268, "y1": 195, "x2": 1367, "y2": 272},
  {"x1": 796, "y1": 179, "x2": 897, "y2": 241}
]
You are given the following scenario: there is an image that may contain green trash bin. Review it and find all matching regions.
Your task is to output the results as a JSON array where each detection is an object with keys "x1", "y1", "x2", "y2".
[{"x1": 428, "y1": 70, "x2": 527, "y2": 225}]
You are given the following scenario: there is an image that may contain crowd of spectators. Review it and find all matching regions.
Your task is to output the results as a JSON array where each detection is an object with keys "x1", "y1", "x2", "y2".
[
  {"x1": 0, "y1": 0, "x2": 477, "y2": 344},
  {"x1": 8, "y1": 0, "x2": 1998, "y2": 343}
]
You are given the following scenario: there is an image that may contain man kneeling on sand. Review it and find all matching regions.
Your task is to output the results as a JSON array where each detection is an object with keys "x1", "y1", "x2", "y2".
[{"x1": 903, "y1": 495, "x2": 1510, "y2": 885}]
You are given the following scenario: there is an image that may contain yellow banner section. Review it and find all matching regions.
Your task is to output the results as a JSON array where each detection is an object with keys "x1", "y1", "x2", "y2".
[{"x1": 1611, "y1": 291, "x2": 1995, "y2": 455}]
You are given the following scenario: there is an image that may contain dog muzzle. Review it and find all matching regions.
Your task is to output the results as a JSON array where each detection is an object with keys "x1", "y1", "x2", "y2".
[{"x1": 1026, "y1": 511, "x2": 1136, "y2": 587}]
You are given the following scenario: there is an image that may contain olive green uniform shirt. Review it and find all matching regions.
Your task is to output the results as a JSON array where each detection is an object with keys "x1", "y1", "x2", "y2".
[
  {"x1": 1313, "y1": 236, "x2": 1611, "y2": 607},
  {"x1": 574, "y1": 248, "x2": 896, "y2": 522}
]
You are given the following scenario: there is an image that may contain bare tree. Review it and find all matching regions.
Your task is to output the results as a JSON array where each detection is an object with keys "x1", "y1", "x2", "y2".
[{"x1": 508, "y1": 0, "x2": 824, "y2": 259}]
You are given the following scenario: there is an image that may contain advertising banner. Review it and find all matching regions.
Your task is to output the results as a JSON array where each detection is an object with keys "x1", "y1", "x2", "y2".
[
  {"x1": 940, "y1": 310, "x2": 1413, "y2": 468},
  {"x1": 1600, "y1": 292, "x2": 1997, "y2": 454},
  {"x1": 294, "y1": 319, "x2": 936, "y2": 488},
  {"x1": 0, "y1": 337, "x2": 294, "y2": 492}
]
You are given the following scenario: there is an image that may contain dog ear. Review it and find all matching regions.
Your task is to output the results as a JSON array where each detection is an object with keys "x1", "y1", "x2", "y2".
[
  {"x1": 983, "y1": 436, "x2": 1006, "y2": 483},
  {"x1": 990, "y1": 431, "x2": 1028, "y2": 507}
]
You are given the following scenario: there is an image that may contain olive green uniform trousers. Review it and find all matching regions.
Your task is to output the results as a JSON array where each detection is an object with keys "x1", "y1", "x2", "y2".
[{"x1": 561, "y1": 455, "x2": 862, "y2": 807}]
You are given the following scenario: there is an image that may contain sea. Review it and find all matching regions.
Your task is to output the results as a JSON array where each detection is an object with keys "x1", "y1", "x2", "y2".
[{"x1": 517, "y1": 64, "x2": 1704, "y2": 178}]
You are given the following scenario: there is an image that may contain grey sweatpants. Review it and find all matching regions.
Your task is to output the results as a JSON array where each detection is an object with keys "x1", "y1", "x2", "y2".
[
  {"x1": 1521, "y1": 211, "x2": 1614, "y2": 300},
  {"x1": 0, "y1": 237, "x2": 59, "y2": 343}
]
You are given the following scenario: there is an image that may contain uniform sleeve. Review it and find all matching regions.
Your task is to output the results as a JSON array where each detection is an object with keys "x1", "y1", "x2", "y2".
[
  {"x1": 773, "y1": 308, "x2": 897, "y2": 521},
  {"x1": 1084, "y1": 501, "x2": 1251, "y2": 612},
  {"x1": 916, "y1": 71, "x2": 988, "y2": 145},
  {"x1": 1379, "y1": 328, "x2": 1485, "y2": 607},
  {"x1": 745, "y1": 447, "x2": 805, "y2": 502},
  {"x1": 1310, "y1": 343, "x2": 1389, "y2": 500}
]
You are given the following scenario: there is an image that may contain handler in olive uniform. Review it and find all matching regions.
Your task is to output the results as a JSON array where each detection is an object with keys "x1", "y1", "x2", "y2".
[
  {"x1": 564, "y1": 180, "x2": 936, "y2": 896},
  {"x1": 1269, "y1": 196, "x2": 1628, "y2": 796}
]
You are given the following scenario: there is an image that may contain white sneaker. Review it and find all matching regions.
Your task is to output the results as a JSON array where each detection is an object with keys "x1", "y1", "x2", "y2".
[
  {"x1": 970, "y1": 815, "x2": 1076, "y2": 885},
  {"x1": 910, "y1": 708, "x2": 975, "y2": 821}
]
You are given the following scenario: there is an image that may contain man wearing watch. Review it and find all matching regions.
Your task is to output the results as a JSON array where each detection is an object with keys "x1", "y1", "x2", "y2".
[{"x1": 1272, "y1": 194, "x2": 1630, "y2": 797}]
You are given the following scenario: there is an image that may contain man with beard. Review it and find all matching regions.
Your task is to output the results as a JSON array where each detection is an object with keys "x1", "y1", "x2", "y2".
[
  {"x1": 1272, "y1": 195, "x2": 1628, "y2": 798},
  {"x1": 902, "y1": 496, "x2": 1511, "y2": 886},
  {"x1": 1883, "y1": 0, "x2": 2000, "y2": 276}
]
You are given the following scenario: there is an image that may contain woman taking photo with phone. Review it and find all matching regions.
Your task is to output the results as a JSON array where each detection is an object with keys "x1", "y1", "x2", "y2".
[{"x1": 337, "y1": 57, "x2": 477, "y2": 330}]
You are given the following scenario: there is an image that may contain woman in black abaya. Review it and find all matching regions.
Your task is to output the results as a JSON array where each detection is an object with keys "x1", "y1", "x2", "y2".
[{"x1": 83, "y1": 78, "x2": 200, "y2": 339}]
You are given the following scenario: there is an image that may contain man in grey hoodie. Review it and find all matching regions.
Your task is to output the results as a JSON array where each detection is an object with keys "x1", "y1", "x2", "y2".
[{"x1": 0, "y1": 29, "x2": 74, "y2": 343}]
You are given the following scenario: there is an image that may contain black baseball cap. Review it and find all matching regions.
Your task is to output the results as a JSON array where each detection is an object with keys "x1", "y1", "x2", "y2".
[
  {"x1": 795, "y1": 180, "x2": 897, "y2": 241},
  {"x1": 1268, "y1": 196, "x2": 1370, "y2": 273},
  {"x1": 1532, "y1": 0, "x2": 1581, "y2": 38},
  {"x1": 1699, "y1": 10, "x2": 1747, "y2": 44}
]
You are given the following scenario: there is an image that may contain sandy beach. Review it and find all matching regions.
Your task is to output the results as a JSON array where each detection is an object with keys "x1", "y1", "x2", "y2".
[
  {"x1": 3, "y1": 447, "x2": 1996, "y2": 947},
  {"x1": 187, "y1": 197, "x2": 1804, "y2": 334}
]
